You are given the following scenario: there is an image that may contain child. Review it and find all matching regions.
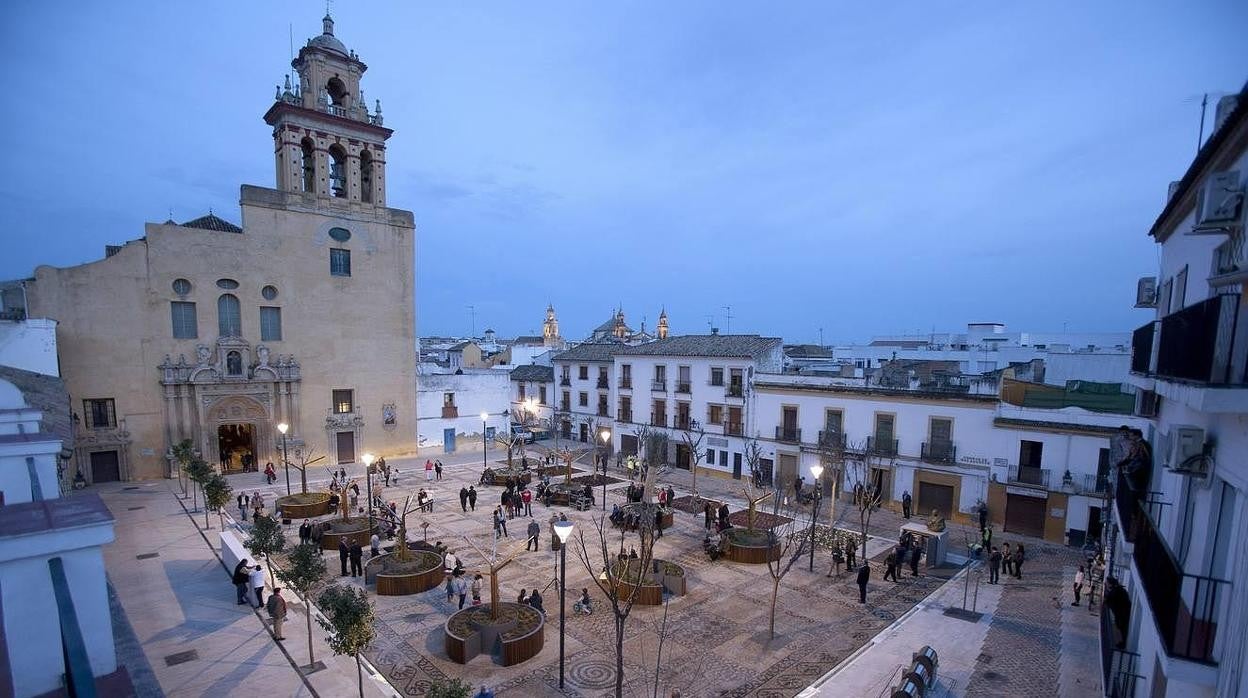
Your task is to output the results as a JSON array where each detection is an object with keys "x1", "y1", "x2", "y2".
[{"x1": 574, "y1": 588, "x2": 593, "y2": 615}]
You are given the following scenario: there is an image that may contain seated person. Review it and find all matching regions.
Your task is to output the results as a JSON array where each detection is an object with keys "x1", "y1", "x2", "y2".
[
  {"x1": 328, "y1": 493, "x2": 340, "y2": 510},
  {"x1": 73, "y1": 471, "x2": 87, "y2": 489},
  {"x1": 609, "y1": 504, "x2": 623, "y2": 524},
  {"x1": 573, "y1": 588, "x2": 593, "y2": 615},
  {"x1": 583, "y1": 484, "x2": 595, "y2": 505}
]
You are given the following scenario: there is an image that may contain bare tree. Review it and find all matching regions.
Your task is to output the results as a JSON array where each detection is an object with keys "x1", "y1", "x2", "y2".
[
  {"x1": 573, "y1": 515, "x2": 659, "y2": 697},
  {"x1": 844, "y1": 446, "x2": 888, "y2": 561},
  {"x1": 289, "y1": 447, "x2": 326, "y2": 495},
  {"x1": 680, "y1": 421, "x2": 706, "y2": 496},
  {"x1": 459, "y1": 534, "x2": 525, "y2": 620},
  {"x1": 495, "y1": 431, "x2": 524, "y2": 469},
  {"x1": 763, "y1": 488, "x2": 810, "y2": 640},
  {"x1": 391, "y1": 495, "x2": 421, "y2": 561}
]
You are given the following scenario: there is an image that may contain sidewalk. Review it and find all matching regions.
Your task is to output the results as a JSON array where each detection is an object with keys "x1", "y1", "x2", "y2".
[{"x1": 100, "y1": 480, "x2": 396, "y2": 697}]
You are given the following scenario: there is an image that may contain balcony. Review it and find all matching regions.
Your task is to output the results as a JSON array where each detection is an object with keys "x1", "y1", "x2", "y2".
[
  {"x1": 560, "y1": 401, "x2": 571, "y2": 412},
  {"x1": 1132, "y1": 504, "x2": 1228, "y2": 664},
  {"x1": 921, "y1": 439, "x2": 957, "y2": 464},
  {"x1": 560, "y1": 376, "x2": 571, "y2": 387},
  {"x1": 1101, "y1": 606, "x2": 1141, "y2": 698},
  {"x1": 1008, "y1": 464, "x2": 1050, "y2": 488},
  {"x1": 650, "y1": 414, "x2": 668, "y2": 428},
  {"x1": 619, "y1": 377, "x2": 632, "y2": 390},
  {"x1": 774, "y1": 426, "x2": 801, "y2": 443},
  {"x1": 651, "y1": 379, "x2": 667, "y2": 392},
  {"x1": 597, "y1": 407, "x2": 609, "y2": 417},
  {"x1": 1070, "y1": 472, "x2": 1110, "y2": 495},
  {"x1": 724, "y1": 421, "x2": 743, "y2": 436},
  {"x1": 866, "y1": 435, "x2": 898, "y2": 456},
  {"x1": 1156, "y1": 294, "x2": 1244, "y2": 385},
  {"x1": 818, "y1": 430, "x2": 847, "y2": 449},
  {"x1": 441, "y1": 405, "x2": 459, "y2": 419},
  {"x1": 673, "y1": 416, "x2": 692, "y2": 430},
  {"x1": 597, "y1": 377, "x2": 610, "y2": 389},
  {"x1": 675, "y1": 381, "x2": 691, "y2": 394},
  {"x1": 1211, "y1": 228, "x2": 1248, "y2": 285},
  {"x1": 1130, "y1": 321, "x2": 1156, "y2": 374},
  {"x1": 726, "y1": 383, "x2": 744, "y2": 398},
  {"x1": 618, "y1": 410, "x2": 633, "y2": 423}
]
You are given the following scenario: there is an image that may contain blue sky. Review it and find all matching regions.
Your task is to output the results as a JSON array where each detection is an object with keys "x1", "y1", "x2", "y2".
[{"x1": 2, "y1": 2, "x2": 1245, "y2": 342}]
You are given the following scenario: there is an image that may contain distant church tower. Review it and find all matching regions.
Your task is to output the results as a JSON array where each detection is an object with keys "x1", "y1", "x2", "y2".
[
  {"x1": 543, "y1": 304, "x2": 561, "y2": 347},
  {"x1": 265, "y1": 14, "x2": 391, "y2": 205},
  {"x1": 657, "y1": 308, "x2": 669, "y2": 339},
  {"x1": 612, "y1": 308, "x2": 628, "y2": 339}
]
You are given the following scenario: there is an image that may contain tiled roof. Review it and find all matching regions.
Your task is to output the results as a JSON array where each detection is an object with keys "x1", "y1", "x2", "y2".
[
  {"x1": 993, "y1": 417, "x2": 1119, "y2": 437},
  {"x1": 0, "y1": 493, "x2": 114, "y2": 539},
  {"x1": 615, "y1": 335, "x2": 782, "y2": 359},
  {"x1": 181, "y1": 213, "x2": 242, "y2": 233},
  {"x1": 553, "y1": 341, "x2": 627, "y2": 363},
  {"x1": 512, "y1": 336, "x2": 545, "y2": 345},
  {"x1": 510, "y1": 364, "x2": 554, "y2": 382},
  {"x1": 784, "y1": 344, "x2": 834, "y2": 359}
]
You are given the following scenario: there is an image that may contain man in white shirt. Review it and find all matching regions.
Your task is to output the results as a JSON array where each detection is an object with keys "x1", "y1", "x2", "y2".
[{"x1": 250, "y1": 565, "x2": 266, "y2": 608}]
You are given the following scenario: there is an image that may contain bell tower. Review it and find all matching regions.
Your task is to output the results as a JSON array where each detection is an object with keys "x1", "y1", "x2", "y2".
[
  {"x1": 264, "y1": 14, "x2": 392, "y2": 206},
  {"x1": 543, "y1": 304, "x2": 560, "y2": 347},
  {"x1": 657, "y1": 308, "x2": 669, "y2": 339}
]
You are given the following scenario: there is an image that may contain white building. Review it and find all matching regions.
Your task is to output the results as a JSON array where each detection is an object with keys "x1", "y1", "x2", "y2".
[
  {"x1": 552, "y1": 341, "x2": 625, "y2": 443},
  {"x1": 415, "y1": 369, "x2": 511, "y2": 453},
  {"x1": 0, "y1": 320, "x2": 129, "y2": 696},
  {"x1": 509, "y1": 364, "x2": 554, "y2": 431},
  {"x1": 1111, "y1": 87, "x2": 1248, "y2": 698}
]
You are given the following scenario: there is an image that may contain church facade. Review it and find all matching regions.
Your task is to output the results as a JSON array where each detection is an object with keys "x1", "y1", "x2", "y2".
[{"x1": 15, "y1": 15, "x2": 418, "y2": 482}]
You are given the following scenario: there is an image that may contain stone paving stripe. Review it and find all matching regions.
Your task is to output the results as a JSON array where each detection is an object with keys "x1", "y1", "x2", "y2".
[
  {"x1": 127, "y1": 506, "x2": 144, "y2": 510},
  {"x1": 135, "y1": 552, "x2": 159, "y2": 559},
  {"x1": 943, "y1": 607, "x2": 984, "y2": 622},
  {"x1": 163, "y1": 650, "x2": 198, "y2": 667}
]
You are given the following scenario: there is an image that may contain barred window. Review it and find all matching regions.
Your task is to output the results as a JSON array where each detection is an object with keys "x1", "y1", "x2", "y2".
[
  {"x1": 330, "y1": 248, "x2": 351, "y2": 277},
  {"x1": 260, "y1": 306, "x2": 282, "y2": 341},
  {"x1": 83, "y1": 398, "x2": 116, "y2": 429},
  {"x1": 171, "y1": 301, "x2": 198, "y2": 339},
  {"x1": 333, "y1": 389, "x2": 354, "y2": 414}
]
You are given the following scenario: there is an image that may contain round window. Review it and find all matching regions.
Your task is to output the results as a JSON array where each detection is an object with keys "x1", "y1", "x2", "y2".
[
  {"x1": 216, "y1": 278, "x2": 239, "y2": 290},
  {"x1": 172, "y1": 278, "x2": 192, "y2": 295},
  {"x1": 262, "y1": 285, "x2": 278, "y2": 301},
  {"x1": 328, "y1": 227, "x2": 351, "y2": 242}
]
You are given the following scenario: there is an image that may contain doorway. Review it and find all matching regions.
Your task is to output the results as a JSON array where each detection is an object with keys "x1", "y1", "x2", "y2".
[
  {"x1": 732, "y1": 452, "x2": 743, "y2": 480},
  {"x1": 675, "y1": 443, "x2": 690, "y2": 470},
  {"x1": 217, "y1": 423, "x2": 255, "y2": 472},
  {"x1": 336, "y1": 431, "x2": 356, "y2": 464},
  {"x1": 443, "y1": 428, "x2": 456, "y2": 454},
  {"x1": 1005, "y1": 493, "x2": 1046, "y2": 538},
  {"x1": 777, "y1": 453, "x2": 798, "y2": 491},
  {"x1": 90, "y1": 450, "x2": 121, "y2": 483},
  {"x1": 1087, "y1": 505, "x2": 1103, "y2": 544},
  {"x1": 918, "y1": 482, "x2": 954, "y2": 520}
]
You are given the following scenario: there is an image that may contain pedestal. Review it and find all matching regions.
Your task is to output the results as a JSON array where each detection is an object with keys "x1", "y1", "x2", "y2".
[{"x1": 900, "y1": 522, "x2": 948, "y2": 567}]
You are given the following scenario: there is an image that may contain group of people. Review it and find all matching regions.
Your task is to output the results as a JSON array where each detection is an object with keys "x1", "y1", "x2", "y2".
[
  {"x1": 457, "y1": 485, "x2": 480, "y2": 512},
  {"x1": 500, "y1": 483, "x2": 534, "y2": 518},
  {"x1": 987, "y1": 542, "x2": 1026, "y2": 584},
  {"x1": 424, "y1": 458, "x2": 444, "y2": 481},
  {"x1": 881, "y1": 532, "x2": 924, "y2": 582},
  {"x1": 231, "y1": 558, "x2": 287, "y2": 640},
  {"x1": 236, "y1": 490, "x2": 265, "y2": 521},
  {"x1": 444, "y1": 569, "x2": 482, "y2": 609}
]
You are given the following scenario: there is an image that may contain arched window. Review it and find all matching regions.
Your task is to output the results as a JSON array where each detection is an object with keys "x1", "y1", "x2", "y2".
[
  {"x1": 217, "y1": 294, "x2": 241, "y2": 337},
  {"x1": 326, "y1": 77, "x2": 348, "y2": 106},
  {"x1": 226, "y1": 351, "x2": 243, "y2": 376},
  {"x1": 359, "y1": 150, "x2": 373, "y2": 204},
  {"x1": 300, "y1": 137, "x2": 316, "y2": 193},
  {"x1": 328, "y1": 144, "x2": 347, "y2": 198}
]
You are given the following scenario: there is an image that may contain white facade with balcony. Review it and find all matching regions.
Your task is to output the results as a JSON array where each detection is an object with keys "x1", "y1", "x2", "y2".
[{"x1": 1109, "y1": 88, "x2": 1248, "y2": 698}]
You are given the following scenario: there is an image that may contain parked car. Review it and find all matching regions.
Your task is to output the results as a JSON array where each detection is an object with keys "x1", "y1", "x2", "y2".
[{"x1": 509, "y1": 425, "x2": 536, "y2": 443}]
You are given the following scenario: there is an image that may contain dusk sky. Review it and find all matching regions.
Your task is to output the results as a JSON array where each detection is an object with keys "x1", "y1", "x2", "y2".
[{"x1": 3, "y1": 2, "x2": 1245, "y2": 343}]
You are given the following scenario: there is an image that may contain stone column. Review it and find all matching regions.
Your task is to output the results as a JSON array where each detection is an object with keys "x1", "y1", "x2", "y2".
[{"x1": 162, "y1": 385, "x2": 176, "y2": 476}]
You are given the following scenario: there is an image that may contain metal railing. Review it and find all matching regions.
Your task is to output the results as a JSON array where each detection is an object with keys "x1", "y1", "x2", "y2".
[
  {"x1": 1156, "y1": 294, "x2": 1243, "y2": 385},
  {"x1": 774, "y1": 426, "x2": 801, "y2": 443},
  {"x1": 651, "y1": 379, "x2": 667, "y2": 391},
  {"x1": 559, "y1": 377, "x2": 571, "y2": 386},
  {"x1": 597, "y1": 407, "x2": 609, "y2": 417},
  {"x1": 1008, "y1": 464, "x2": 1050, "y2": 488},
  {"x1": 1131, "y1": 321, "x2": 1156, "y2": 374},
  {"x1": 921, "y1": 440, "x2": 957, "y2": 464},
  {"x1": 673, "y1": 416, "x2": 692, "y2": 430},
  {"x1": 724, "y1": 421, "x2": 743, "y2": 436},
  {"x1": 818, "y1": 430, "x2": 846, "y2": 448},
  {"x1": 675, "y1": 381, "x2": 692, "y2": 393},
  {"x1": 597, "y1": 377, "x2": 609, "y2": 389},
  {"x1": 650, "y1": 414, "x2": 667, "y2": 427},
  {"x1": 866, "y1": 435, "x2": 898, "y2": 456},
  {"x1": 618, "y1": 377, "x2": 632, "y2": 389},
  {"x1": 618, "y1": 410, "x2": 633, "y2": 423},
  {"x1": 1132, "y1": 505, "x2": 1227, "y2": 664},
  {"x1": 726, "y1": 383, "x2": 744, "y2": 398}
]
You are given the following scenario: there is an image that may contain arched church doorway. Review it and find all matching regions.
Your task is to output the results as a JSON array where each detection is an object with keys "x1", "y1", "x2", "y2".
[{"x1": 218, "y1": 423, "x2": 256, "y2": 472}]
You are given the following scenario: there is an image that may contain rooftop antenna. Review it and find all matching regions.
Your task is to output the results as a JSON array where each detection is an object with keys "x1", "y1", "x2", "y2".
[
  {"x1": 819, "y1": 327, "x2": 823, "y2": 347},
  {"x1": 467, "y1": 305, "x2": 476, "y2": 337},
  {"x1": 705, "y1": 315, "x2": 714, "y2": 332},
  {"x1": 722, "y1": 306, "x2": 733, "y2": 334},
  {"x1": 1196, "y1": 93, "x2": 1208, "y2": 154}
]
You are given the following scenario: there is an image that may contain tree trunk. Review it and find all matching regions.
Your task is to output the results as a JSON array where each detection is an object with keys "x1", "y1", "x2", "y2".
[
  {"x1": 356, "y1": 653, "x2": 363, "y2": 698},
  {"x1": 204, "y1": 504, "x2": 211, "y2": 529},
  {"x1": 768, "y1": 576, "x2": 780, "y2": 639},
  {"x1": 301, "y1": 469, "x2": 308, "y2": 495},
  {"x1": 306, "y1": 608, "x2": 315, "y2": 667},
  {"x1": 614, "y1": 616, "x2": 625, "y2": 698},
  {"x1": 192, "y1": 483, "x2": 198, "y2": 510}
]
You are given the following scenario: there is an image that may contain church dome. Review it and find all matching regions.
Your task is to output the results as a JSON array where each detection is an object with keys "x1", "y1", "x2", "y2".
[{"x1": 309, "y1": 15, "x2": 348, "y2": 56}]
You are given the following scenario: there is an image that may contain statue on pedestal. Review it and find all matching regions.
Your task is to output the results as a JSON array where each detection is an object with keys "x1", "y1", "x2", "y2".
[{"x1": 926, "y1": 509, "x2": 946, "y2": 533}]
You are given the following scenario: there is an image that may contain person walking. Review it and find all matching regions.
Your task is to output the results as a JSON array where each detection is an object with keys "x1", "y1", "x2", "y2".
[
  {"x1": 501, "y1": 489, "x2": 512, "y2": 519},
  {"x1": 703, "y1": 502, "x2": 714, "y2": 532},
  {"x1": 370, "y1": 532, "x2": 381, "y2": 558},
  {"x1": 468, "y1": 486, "x2": 478, "y2": 512},
  {"x1": 232, "y1": 559, "x2": 252, "y2": 604},
  {"x1": 459, "y1": 486, "x2": 469, "y2": 512},
  {"x1": 978, "y1": 503, "x2": 988, "y2": 533},
  {"x1": 435, "y1": 460, "x2": 444, "y2": 480},
  {"x1": 1013, "y1": 544, "x2": 1025, "y2": 580},
  {"x1": 1001, "y1": 543, "x2": 1013, "y2": 578},
  {"x1": 454, "y1": 573, "x2": 468, "y2": 609},
  {"x1": 981, "y1": 525, "x2": 993, "y2": 553},
  {"x1": 909, "y1": 545, "x2": 922, "y2": 577},
  {"x1": 883, "y1": 549, "x2": 899, "y2": 582},
  {"x1": 521, "y1": 487, "x2": 533, "y2": 517},
  {"x1": 382, "y1": 459, "x2": 391, "y2": 486},
  {"x1": 338, "y1": 538, "x2": 350, "y2": 576},
  {"x1": 425, "y1": 459, "x2": 434, "y2": 482},
  {"x1": 988, "y1": 546, "x2": 1002, "y2": 584},
  {"x1": 493, "y1": 507, "x2": 508, "y2": 538},
  {"x1": 526, "y1": 519, "x2": 540, "y2": 551},
  {"x1": 310, "y1": 522, "x2": 324, "y2": 553},
  {"x1": 298, "y1": 520, "x2": 311, "y2": 546},
  {"x1": 250, "y1": 564, "x2": 266, "y2": 608},
  {"x1": 655, "y1": 509, "x2": 664, "y2": 539},
  {"x1": 901, "y1": 491, "x2": 912, "y2": 519},
  {"x1": 349, "y1": 540, "x2": 364, "y2": 577},
  {"x1": 1072, "y1": 565, "x2": 1086, "y2": 606},
  {"x1": 252, "y1": 491, "x2": 265, "y2": 519},
  {"x1": 471, "y1": 574, "x2": 483, "y2": 606},
  {"x1": 845, "y1": 541, "x2": 857, "y2": 572},
  {"x1": 266, "y1": 587, "x2": 288, "y2": 641},
  {"x1": 856, "y1": 563, "x2": 870, "y2": 604},
  {"x1": 237, "y1": 493, "x2": 249, "y2": 521}
]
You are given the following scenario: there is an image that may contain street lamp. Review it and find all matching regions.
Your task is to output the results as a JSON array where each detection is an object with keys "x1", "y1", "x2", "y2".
[
  {"x1": 553, "y1": 519, "x2": 575, "y2": 689},
  {"x1": 362, "y1": 452, "x2": 375, "y2": 533},
  {"x1": 599, "y1": 428, "x2": 611, "y2": 510},
  {"x1": 277, "y1": 422, "x2": 290, "y2": 495},
  {"x1": 480, "y1": 412, "x2": 489, "y2": 472},
  {"x1": 808, "y1": 464, "x2": 824, "y2": 572}
]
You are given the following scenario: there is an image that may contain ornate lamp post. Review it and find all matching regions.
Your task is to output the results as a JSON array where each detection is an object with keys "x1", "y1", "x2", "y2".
[
  {"x1": 362, "y1": 452, "x2": 375, "y2": 532},
  {"x1": 480, "y1": 412, "x2": 489, "y2": 472},
  {"x1": 277, "y1": 422, "x2": 291, "y2": 495},
  {"x1": 553, "y1": 519, "x2": 575, "y2": 689},
  {"x1": 599, "y1": 428, "x2": 611, "y2": 510},
  {"x1": 808, "y1": 464, "x2": 824, "y2": 571}
]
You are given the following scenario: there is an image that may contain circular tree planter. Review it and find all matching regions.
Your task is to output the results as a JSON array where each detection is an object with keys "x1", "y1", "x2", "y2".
[
  {"x1": 612, "y1": 503, "x2": 674, "y2": 531},
  {"x1": 607, "y1": 558, "x2": 687, "y2": 605},
  {"x1": 721, "y1": 527, "x2": 781, "y2": 564},
  {"x1": 319, "y1": 519, "x2": 375, "y2": 551},
  {"x1": 366, "y1": 550, "x2": 444, "y2": 596},
  {"x1": 478, "y1": 467, "x2": 532, "y2": 487},
  {"x1": 274, "y1": 492, "x2": 332, "y2": 519},
  {"x1": 445, "y1": 603, "x2": 544, "y2": 666}
]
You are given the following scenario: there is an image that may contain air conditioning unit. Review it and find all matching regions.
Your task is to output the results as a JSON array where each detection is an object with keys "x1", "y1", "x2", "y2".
[
  {"x1": 1137, "y1": 390, "x2": 1159, "y2": 418},
  {"x1": 1168, "y1": 426, "x2": 1208, "y2": 475},
  {"x1": 1192, "y1": 170, "x2": 1244, "y2": 233},
  {"x1": 1135, "y1": 277, "x2": 1158, "y2": 308}
]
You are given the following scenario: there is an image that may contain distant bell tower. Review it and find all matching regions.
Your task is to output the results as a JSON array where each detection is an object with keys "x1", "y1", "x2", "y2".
[
  {"x1": 657, "y1": 308, "x2": 669, "y2": 339},
  {"x1": 264, "y1": 14, "x2": 392, "y2": 206},
  {"x1": 612, "y1": 308, "x2": 628, "y2": 339},
  {"x1": 543, "y1": 304, "x2": 560, "y2": 347}
]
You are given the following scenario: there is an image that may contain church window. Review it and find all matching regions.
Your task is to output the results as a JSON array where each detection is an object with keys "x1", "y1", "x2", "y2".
[
  {"x1": 170, "y1": 301, "x2": 198, "y2": 339},
  {"x1": 172, "y1": 278, "x2": 192, "y2": 296},
  {"x1": 83, "y1": 398, "x2": 116, "y2": 429},
  {"x1": 225, "y1": 351, "x2": 243, "y2": 377},
  {"x1": 330, "y1": 248, "x2": 351, "y2": 277},
  {"x1": 261, "y1": 285, "x2": 278, "y2": 300},
  {"x1": 217, "y1": 294, "x2": 241, "y2": 336},
  {"x1": 216, "y1": 278, "x2": 239, "y2": 290},
  {"x1": 333, "y1": 390, "x2": 355, "y2": 414},
  {"x1": 328, "y1": 144, "x2": 347, "y2": 197},
  {"x1": 359, "y1": 150, "x2": 374, "y2": 203},
  {"x1": 260, "y1": 306, "x2": 282, "y2": 341},
  {"x1": 328, "y1": 227, "x2": 351, "y2": 242},
  {"x1": 300, "y1": 137, "x2": 316, "y2": 193}
]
